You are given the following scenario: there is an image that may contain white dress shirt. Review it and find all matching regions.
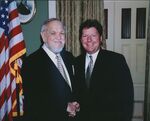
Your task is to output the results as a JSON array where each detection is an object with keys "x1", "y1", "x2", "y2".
[{"x1": 85, "y1": 50, "x2": 99, "y2": 74}]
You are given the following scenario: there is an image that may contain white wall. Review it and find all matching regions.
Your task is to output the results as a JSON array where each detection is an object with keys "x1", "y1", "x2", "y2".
[{"x1": 48, "y1": 1, "x2": 56, "y2": 18}]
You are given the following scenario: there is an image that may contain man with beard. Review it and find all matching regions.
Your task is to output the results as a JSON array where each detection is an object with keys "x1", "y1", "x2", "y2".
[{"x1": 21, "y1": 18, "x2": 78, "y2": 121}]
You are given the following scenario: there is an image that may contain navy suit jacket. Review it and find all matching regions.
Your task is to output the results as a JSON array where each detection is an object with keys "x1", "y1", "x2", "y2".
[
  {"x1": 74, "y1": 49, "x2": 134, "y2": 121},
  {"x1": 21, "y1": 48, "x2": 75, "y2": 121}
]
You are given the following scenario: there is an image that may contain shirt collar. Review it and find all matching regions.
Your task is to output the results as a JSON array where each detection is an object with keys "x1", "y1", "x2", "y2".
[
  {"x1": 42, "y1": 44, "x2": 57, "y2": 65},
  {"x1": 86, "y1": 49, "x2": 100, "y2": 62}
]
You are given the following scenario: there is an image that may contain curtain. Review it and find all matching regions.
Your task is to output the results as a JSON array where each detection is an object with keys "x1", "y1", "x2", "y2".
[
  {"x1": 56, "y1": 0, "x2": 105, "y2": 57},
  {"x1": 144, "y1": 1, "x2": 150, "y2": 121}
]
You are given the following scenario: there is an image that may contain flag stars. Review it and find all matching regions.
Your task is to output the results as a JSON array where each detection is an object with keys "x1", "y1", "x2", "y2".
[
  {"x1": 3, "y1": 21, "x2": 6, "y2": 25},
  {"x1": 1, "y1": 14, "x2": 5, "y2": 18},
  {"x1": 5, "y1": 8, "x2": 8, "y2": 11},
  {"x1": 5, "y1": 0, "x2": 8, "y2": 4},
  {"x1": 0, "y1": 0, "x2": 26, "y2": 118}
]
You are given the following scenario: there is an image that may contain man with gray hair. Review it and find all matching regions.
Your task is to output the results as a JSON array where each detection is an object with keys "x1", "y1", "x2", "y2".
[{"x1": 21, "y1": 18, "x2": 79, "y2": 121}]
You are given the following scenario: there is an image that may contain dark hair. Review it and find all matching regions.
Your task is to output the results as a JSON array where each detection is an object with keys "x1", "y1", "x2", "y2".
[{"x1": 79, "y1": 19, "x2": 103, "y2": 40}]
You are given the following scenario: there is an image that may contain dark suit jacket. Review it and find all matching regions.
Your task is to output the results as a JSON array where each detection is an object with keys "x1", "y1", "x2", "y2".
[
  {"x1": 21, "y1": 48, "x2": 76, "y2": 121},
  {"x1": 74, "y1": 49, "x2": 134, "y2": 121}
]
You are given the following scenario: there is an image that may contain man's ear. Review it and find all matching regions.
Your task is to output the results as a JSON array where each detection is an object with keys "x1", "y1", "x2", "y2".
[
  {"x1": 100, "y1": 36, "x2": 103, "y2": 45},
  {"x1": 41, "y1": 32, "x2": 46, "y2": 42}
]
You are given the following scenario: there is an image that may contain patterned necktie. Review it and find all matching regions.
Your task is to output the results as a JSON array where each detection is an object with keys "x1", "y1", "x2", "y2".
[
  {"x1": 56, "y1": 54, "x2": 69, "y2": 84},
  {"x1": 86, "y1": 55, "x2": 93, "y2": 88}
]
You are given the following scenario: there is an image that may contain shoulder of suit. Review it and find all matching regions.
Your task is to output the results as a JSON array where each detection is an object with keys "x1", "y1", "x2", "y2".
[
  {"x1": 100, "y1": 49, "x2": 124, "y2": 58},
  {"x1": 63, "y1": 50, "x2": 73, "y2": 56},
  {"x1": 60, "y1": 50, "x2": 74, "y2": 58},
  {"x1": 23, "y1": 48, "x2": 46, "y2": 65},
  {"x1": 75, "y1": 53, "x2": 85, "y2": 60}
]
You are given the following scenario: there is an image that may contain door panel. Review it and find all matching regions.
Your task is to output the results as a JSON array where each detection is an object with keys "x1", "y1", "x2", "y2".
[{"x1": 104, "y1": 1, "x2": 149, "y2": 121}]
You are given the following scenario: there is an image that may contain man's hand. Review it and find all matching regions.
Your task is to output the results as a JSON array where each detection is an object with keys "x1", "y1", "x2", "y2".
[{"x1": 67, "y1": 101, "x2": 80, "y2": 117}]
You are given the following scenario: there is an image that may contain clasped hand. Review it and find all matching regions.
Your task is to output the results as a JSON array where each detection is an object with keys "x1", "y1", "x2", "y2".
[{"x1": 67, "y1": 101, "x2": 80, "y2": 117}]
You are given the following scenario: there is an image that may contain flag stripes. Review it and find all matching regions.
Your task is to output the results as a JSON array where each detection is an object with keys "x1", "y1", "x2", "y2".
[{"x1": 0, "y1": 0, "x2": 26, "y2": 120}]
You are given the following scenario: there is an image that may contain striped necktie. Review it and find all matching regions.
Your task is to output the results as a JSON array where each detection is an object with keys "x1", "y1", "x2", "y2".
[
  {"x1": 86, "y1": 55, "x2": 93, "y2": 88},
  {"x1": 56, "y1": 54, "x2": 69, "y2": 84}
]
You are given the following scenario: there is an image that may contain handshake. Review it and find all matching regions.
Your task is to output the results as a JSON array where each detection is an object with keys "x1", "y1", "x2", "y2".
[{"x1": 66, "y1": 101, "x2": 80, "y2": 117}]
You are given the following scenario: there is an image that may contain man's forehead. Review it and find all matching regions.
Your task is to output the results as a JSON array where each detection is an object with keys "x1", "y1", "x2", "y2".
[{"x1": 47, "y1": 21, "x2": 64, "y2": 30}]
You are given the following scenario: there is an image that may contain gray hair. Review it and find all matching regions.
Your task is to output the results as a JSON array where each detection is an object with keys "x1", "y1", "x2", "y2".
[{"x1": 41, "y1": 18, "x2": 66, "y2": 33}]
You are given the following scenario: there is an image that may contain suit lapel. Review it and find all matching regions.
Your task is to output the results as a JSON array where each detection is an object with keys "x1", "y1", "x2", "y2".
[
  {"x1": 41, "y1": 48, "x2": 72, "y2": 91},
  {"x1": 86, "y1": 50, "x2": 103, "y2": 88},
  {"x1": 60, "y1": 51, "x2": 73, "y2": 90},
  {"x1": 91, "y1": 50, "x2": 102, "y2": 77},
  {"x1": 79, "y1": 54, "x2": 87, "y2": 86}
]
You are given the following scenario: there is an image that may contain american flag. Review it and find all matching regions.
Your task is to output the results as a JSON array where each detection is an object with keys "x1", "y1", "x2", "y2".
[{"x1": 0, "y1": 0, "x2": 26, "y2": 121}]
